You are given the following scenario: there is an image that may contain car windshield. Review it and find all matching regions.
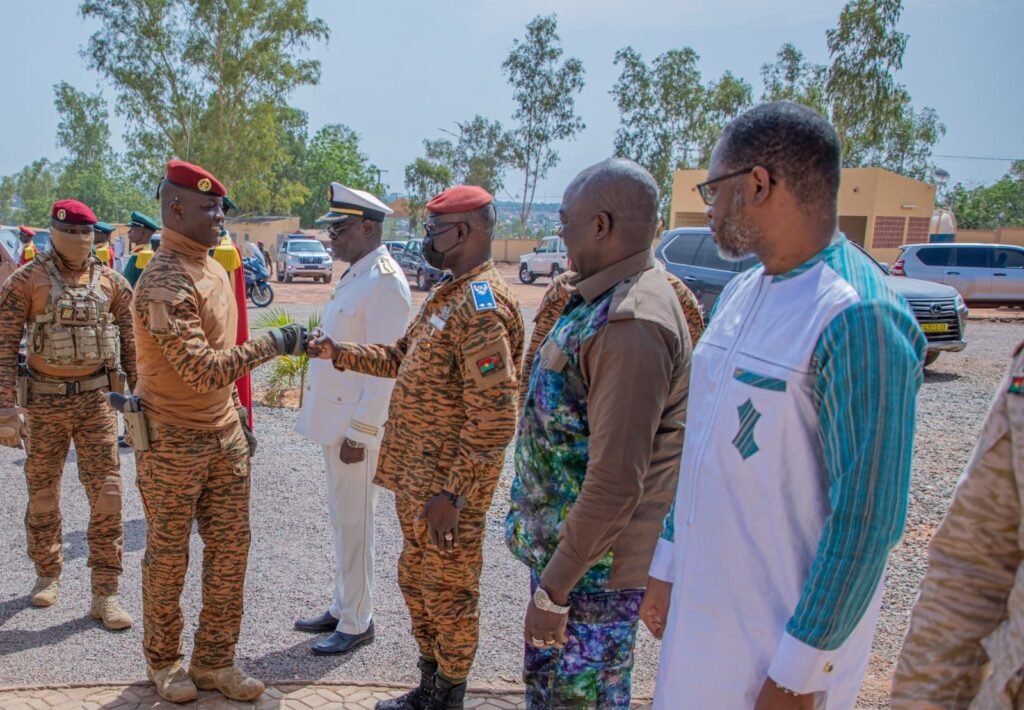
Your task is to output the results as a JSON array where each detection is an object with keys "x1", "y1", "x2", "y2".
[{"x1": 288, "y1": 240, "x2": 325, "y2": 253}]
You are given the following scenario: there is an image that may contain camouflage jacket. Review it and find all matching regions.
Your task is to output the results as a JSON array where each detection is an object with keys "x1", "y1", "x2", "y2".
[
  {"x1": 332, "y1": 260, "x2": 524, "y2": 507},
  {"x1": 519, "y1": 264, "x2": 704, "y2": 409},
  {"x1": 132, "y1": 228, "x2": 278, "y2": 431},
  {"x1": 0, "y1": 255, "x2": 137, "y2": 408},
  {"x1": 892, "y1": 340, "x2": 1024, "y2": 710}
]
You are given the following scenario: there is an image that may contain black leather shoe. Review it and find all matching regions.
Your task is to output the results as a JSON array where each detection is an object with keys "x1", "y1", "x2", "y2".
[
  {"x1": 294, "y1": 610, "x2": 338, "y2": 633},
  {"x1": 311, "y1": 622, "x2": 375, "y2": 655}
]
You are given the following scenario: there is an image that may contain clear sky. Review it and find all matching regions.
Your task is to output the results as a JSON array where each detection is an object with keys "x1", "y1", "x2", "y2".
[{"x1": 1, "y1": 0, "x2": 1020, "y2": 203}]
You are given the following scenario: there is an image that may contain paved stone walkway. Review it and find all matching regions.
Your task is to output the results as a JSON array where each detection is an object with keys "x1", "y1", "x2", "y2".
[{"x1": 0, "y1": 683, "x2": 657, "y2": 709}]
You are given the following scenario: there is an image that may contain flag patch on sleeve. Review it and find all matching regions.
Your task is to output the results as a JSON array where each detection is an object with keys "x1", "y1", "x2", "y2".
[
  {"x1": 1010, "y1": 375, "x2": 1024, "y2": 395},
  {"x1": 476, "y1": 353, "x2": 505, "y2": 377}
]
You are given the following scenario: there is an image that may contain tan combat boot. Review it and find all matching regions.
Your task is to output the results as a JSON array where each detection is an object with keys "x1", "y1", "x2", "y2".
[
  {"x1": 189, "y1": 663, "x2": 265, "y2": 702},
  {"x1": 90, "y1": 594, "x2": 133, "y2": 630},
  {"x1": 30, "y1": 576, "x2": 59, "y2": 607},
  {"x1": 147, "y1": 661, "x2": 198, "y2": 704}
]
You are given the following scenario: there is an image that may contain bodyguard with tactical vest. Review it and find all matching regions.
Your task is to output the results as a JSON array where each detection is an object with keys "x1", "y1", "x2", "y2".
[{"x1": 0, "y1": 199, "x2": 137, "y2": 631}]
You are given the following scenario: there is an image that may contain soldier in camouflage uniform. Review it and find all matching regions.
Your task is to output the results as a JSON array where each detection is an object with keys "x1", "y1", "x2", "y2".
[
  {"x1": 132, "y1": 160, "x2": 306, "y2": 704},
  {"x1": 309, "y1": 185, "x2": 524, "y2": 710},
  {"x1": 520, "y1": 264, "x2": 704, "y2": 409},
  {"x1": 891, "y1": 340, "x2": 1024, "y2": 710},
  {"x1": 0, "y1": 199, "x2": 136, "y2": 630}
]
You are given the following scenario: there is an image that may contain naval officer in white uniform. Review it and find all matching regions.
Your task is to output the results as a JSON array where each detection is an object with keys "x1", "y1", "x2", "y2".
[{"x1": 294, "y1": 183, "x2": 412, "y2": 655}]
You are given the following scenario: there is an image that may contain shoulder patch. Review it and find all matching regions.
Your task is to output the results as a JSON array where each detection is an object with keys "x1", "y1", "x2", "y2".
[
  {"x1": 377, "y1": 256, "x2": 396, "y2": 275},
  {"x1": 470, "y1": 280, "x2": 497, "y2": 312}
]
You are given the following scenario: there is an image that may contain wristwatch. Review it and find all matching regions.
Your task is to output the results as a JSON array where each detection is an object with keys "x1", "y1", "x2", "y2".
[
  {"x1": 344, "y1": 438, "x2": 366, "y2": 449},
  {"x1": 533, "y1": 586, "x2": 570, "y2": 615},
  {"x1": 442, "y1": 490, "x2": 468, "y2": 509}
]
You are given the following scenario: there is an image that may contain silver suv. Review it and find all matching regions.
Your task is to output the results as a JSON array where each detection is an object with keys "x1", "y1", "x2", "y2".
[
  {"x1": 519, "y1": 236, "x2": 568, "y2": 284},
  {"x1": 894, "y1": 243, "x2": 1024, "y2": 306},
  {"x1": 276, "y1": 237, "x2": 333, "y2": 283}
]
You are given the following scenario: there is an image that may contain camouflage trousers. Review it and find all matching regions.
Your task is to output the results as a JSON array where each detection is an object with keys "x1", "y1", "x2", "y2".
[
  {"x1": 136, "y1": 420, "x2": 251, "y2": 670},
  {"x1": 24, "y1": 389, "x2": 123, "y2": 595},
  {"x1": 395, "y1": 494, "x2": 487, "y2": 683},
  {"x1": 524, "y1": 572, "x2": 644, "y2": 709}
]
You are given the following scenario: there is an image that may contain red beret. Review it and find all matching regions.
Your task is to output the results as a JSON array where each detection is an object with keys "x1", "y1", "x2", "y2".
[
  {"x1": 18, "y1": 225, "x2": 36, "y2": 237},
  {"x1": 166, "y1": 159, "x2": 226, "y2": 197},
  {"x1": 51, "y1": 199, "x2": 97, "y2": 225},
  {"x1": 426, "y1": 185, "x2": 493, "y2": 214}
]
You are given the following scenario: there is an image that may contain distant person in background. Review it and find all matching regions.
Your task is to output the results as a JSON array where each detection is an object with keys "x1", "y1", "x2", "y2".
[
  {"x1": 18, "y1": 225, "x2": 37, "y2": 265},
  {"x1": 122, "y1": 211, "x2": 159, "y2": 287},
  {"x1": 93, "y1": 222, "x2": 116, "y2": 269},
  {"x1": 257, "y1": 240, "x2": 273, "y2": 276}
]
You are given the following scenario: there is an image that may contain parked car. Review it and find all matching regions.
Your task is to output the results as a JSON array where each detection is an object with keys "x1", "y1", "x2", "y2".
[
  {"x1": 0, "y1": 228, "x2": 21, "y2": 284},
  {"x1": 892, "y1": 242, "x2": 1024, "y2": 306},
  {"x1": 654, "y1": 228, "x2": 757, "y2": 314},
  {"x1": 397, "y1": 239, "x2": 444, "y2": 291},
  {"x1": 655, "y1": 227, "x2": 968, "y2": 368},
  {"x1": 519, "y1": 236, "x2": 568, "y2": 284},
  {"x1": 384, "y1": 240, "x2": 407, "y2": 259},
  {"x1": 276, "y1": 235, "x2": 333, "y2": 283}
]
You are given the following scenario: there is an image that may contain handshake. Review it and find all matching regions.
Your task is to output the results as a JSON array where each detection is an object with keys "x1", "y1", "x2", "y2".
[
  {"x1": 267, "y1": 324, "x2": 308, "y2": 357},
  {"x1": 267, "y1": 325, "x2": 336, "y2": 360}
]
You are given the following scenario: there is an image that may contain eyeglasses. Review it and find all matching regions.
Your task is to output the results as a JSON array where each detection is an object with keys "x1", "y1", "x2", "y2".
[
  {"x1": 695, "y1": 167, "x2": 773, "y2": 205},
  {"x1": 424, "y1": 221, "x2": 466, "y2": 238}
]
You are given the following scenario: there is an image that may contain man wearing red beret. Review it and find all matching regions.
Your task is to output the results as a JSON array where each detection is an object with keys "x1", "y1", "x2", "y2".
[
  {"x1": 130, "y1": 160, "x2": 306, "y2": 704},
  {"x1": 17, "y1": 225, "x2": 38, "y2": 265},
  {"x1": 0, "y1": 199, "x2": 137, "y2": 631},
  {"x1": 309, "y1": 185, "x2": 525, "y2": 710}
]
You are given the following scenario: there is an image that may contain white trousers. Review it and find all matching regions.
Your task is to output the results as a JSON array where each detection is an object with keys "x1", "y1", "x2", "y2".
[{"x1": 322, "y1": 443, "x2": 379, "y2": 635}]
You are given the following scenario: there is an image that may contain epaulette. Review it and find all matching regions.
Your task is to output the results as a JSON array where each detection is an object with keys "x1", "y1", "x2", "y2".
[
  {"x1": 135, "y1": 248, "x2": 154, "y2": 269},
  {"x1": 376, "y1": 255, "x2": 396, "y2": 275},
  {"x1": 469, "y1": 279, "x2": 497, "y2": 312}
]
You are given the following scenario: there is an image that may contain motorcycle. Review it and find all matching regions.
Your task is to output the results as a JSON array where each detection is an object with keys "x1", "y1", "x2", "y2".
[{"x1": 244, "y1": 256, "x2": 274, "y2": 307}]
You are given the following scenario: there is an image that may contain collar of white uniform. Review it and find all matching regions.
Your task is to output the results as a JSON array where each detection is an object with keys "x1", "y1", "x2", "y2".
[
  {"x1": 344, "y1": 244, "x2": 388, "y2": 279},
  {"x1": 770, "y1": 233, "x2": 846, "y2": 283}
]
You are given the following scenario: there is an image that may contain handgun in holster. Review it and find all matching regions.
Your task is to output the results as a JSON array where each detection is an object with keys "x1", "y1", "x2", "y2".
[
  {"x1": 107, "y1": 367, "x2": 127, "y2": 395},
  {"x1": 16, "y1": 356, "x2": 29, "y2": 408},
  {"x1": 105, "y1": 392, "x2": 150, "y2": 451}
]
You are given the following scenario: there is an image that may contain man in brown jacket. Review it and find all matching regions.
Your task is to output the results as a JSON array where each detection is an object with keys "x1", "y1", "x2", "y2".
[
  {"x1": 505, "y1": 158, "x2": 692, "y2": 708},
  {"x1": 132, "y1": 160, "x2": 305, "y2": 704},
  {"x1": 891, "y1": 340, "x2": 1024, "y2": 710},
  {"x1": 309, "y1": 185, "x2": 524, "y2": 710}
]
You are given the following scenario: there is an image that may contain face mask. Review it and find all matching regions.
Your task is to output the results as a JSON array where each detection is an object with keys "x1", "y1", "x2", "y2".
[
  {"x1": 422, "y1": 231, "x2": 460, "y2": 270},
  {"x1": 50, "y1": 228, "x2": 94, "y2": 269}
]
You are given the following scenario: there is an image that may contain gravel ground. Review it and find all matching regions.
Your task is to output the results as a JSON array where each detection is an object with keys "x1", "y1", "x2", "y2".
[{"x1": 0, "y1": 311, "x2": 1018, "y2": 705}]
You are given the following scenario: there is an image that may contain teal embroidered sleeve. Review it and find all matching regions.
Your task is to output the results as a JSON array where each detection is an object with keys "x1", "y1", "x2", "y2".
[{"x1": 786, "y1": 301, "x2": 924, "y2": 650}]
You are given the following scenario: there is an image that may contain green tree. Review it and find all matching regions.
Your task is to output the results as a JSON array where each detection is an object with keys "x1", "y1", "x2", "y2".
[
  {"x1": 610, "y1": 47, "x2": 750, "y2": 217},
  {"x1": 403, "y1": 158, "x2": 452, "y2": 237},
  {"x1": 52, "y1": 82, "x2": 155, "y2": 222},
  {"x1": 947, "y1": 162, "x2": 1024, "y2": 229},
  {"x1": 294, "y1": 124, "x2": 380, "y2": 228},
  {"x1": 0, "y1": 159, "x2": 59, "y2": 226},
  {"x1": 760, "y1": 43, "x2": 828, "y2": 114},
  {"x1": 502, "y1": 14, "x2": 585, "y2": 234},
  {"x1": 423, "y1": 116, "x2": 513, "y2": 196},
  {"x1": 80, "y1": 0, "x2": 328, "y2": 212}
]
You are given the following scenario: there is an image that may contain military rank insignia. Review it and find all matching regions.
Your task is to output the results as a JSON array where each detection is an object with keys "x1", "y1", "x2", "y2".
[
  {"x1": 470, "y1": 281, "x2": 497, "y2": 311},
  {"x1": 1010, "y1": 375, "x2": 1024, "y2": 395},
  {"x1": 476, "y1": 353, "x2": 505, "y2": 377}
]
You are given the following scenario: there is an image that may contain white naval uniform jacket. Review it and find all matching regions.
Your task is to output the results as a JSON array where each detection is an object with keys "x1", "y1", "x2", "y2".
[{"x1": 295, "y1": 245, "x2": 411, "y2": 447}]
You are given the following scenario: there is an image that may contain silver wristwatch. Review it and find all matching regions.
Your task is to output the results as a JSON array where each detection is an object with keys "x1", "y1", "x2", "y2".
[{"x1": 533, "y1": 586, "x2": 570, "y2": 615}]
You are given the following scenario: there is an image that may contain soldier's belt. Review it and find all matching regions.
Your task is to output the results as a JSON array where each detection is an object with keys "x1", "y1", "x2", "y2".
[{"x1": 29, "y1": 373, "x2": 109, "y2": 396}]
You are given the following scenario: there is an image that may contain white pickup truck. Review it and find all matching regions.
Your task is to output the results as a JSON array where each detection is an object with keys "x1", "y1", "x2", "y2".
[{"x1": 519, "y1": 236, "x2": 568, "y2": 284}]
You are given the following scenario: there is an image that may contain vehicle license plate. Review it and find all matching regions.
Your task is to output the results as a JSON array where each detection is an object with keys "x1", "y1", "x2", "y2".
[{"x1": 920, "y1": 323, "x2": 949, "y2": 333}]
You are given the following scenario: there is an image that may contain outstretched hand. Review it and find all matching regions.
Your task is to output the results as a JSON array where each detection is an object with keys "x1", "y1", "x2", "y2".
[{"x1": 306, "y1": 328, "x2": 338, "y2": 360}]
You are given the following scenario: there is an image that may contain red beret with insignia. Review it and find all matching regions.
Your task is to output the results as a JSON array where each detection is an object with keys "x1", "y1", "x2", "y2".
[
  {"x1": 166, "y1": 159, "x2": 227, "y2": 197},
  {"x1": 18, "y1": 225, "x2": 36, "y2": 237},
  {"x1": 51, "y1": 199, "x2": 98, "y2": 225},
  {"x1": 426, "y1": 185, "x2": 493, "y2": 214}
]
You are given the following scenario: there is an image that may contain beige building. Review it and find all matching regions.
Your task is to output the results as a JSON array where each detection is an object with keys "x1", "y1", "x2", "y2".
[
  {"x1": 225, "y1": 215, "x2": 301, "y2": 250},
  {"x1": 670, "y1": 167, "x2": 936, "y2": 264}
]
